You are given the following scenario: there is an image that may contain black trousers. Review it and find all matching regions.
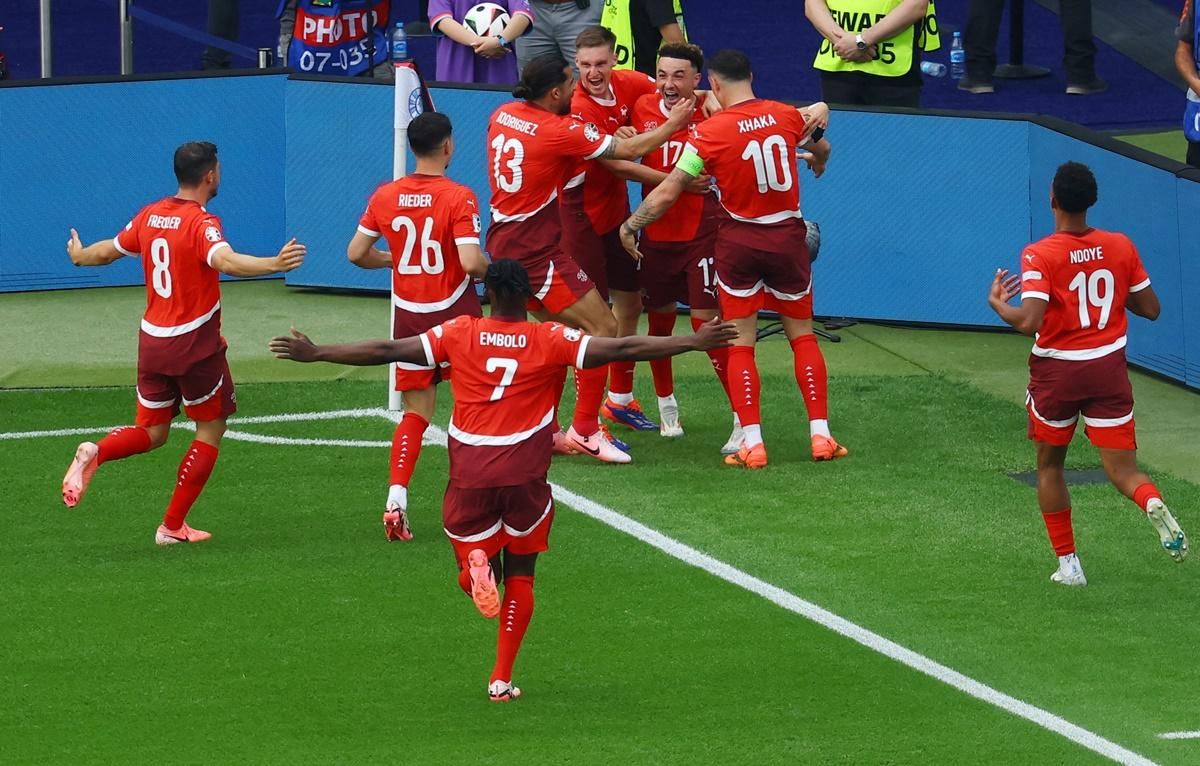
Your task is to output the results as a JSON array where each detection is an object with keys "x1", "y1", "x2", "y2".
[
  {"x1": 964, "y1": 0, "x2": 1096, "y2": 84},
  {"x1": 202, "y1": 0, "x2": 240, "y2": 70},
  {"x1": 1188, "y1": 140, "x2": 1200, "y2": 168},
  {"x1": 819, "y1": 72, "x2": 922, "y2": 108}
]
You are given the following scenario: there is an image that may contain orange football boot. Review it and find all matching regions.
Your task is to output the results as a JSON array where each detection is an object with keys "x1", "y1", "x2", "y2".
[
  {"x1": 724, "y1": 443, "x2": 768, "y2": 469},
  {"x1": 811, "y1": 435, "x2": 849, "y2": 461},
  {"x1": 62, "y1": 441, "x2": 100, "y2": 508},
  {"x1": 155, "y1": 523, "x2": 212, "y2": 545},
  {"x1": 466, "y1": 548, "x2": 500, "y2": 619}
]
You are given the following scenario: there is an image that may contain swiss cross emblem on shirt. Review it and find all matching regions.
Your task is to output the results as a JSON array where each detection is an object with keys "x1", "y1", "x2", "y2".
[
  {"x1": 583, "y1": 123, "x2": 601, "y2": 142},
  {"x1": 620, "y1": 105, "x2": 629, "y2": 118}
]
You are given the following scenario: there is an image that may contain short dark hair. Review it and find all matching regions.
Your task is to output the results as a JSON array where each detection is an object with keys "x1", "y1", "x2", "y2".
[
  {"x1": 1052, "y1": 161, "x2": 1098, "y2": 213},
  {"x1": 707, "y1": 49, "x2": 752, "y2": 83},
  {"x1": 174, "y1": 141, "x2": 218, "y2": 186},
  {"x1": 513, "y1": 54, "x2": 570, "y2": 100},
  {"x1": 657, "y1": 42, "x2": 704, "y2": 73},
  {"x1": 485, "y1": 259, "x2": 534, "y2": 302},
  {"x1": 409, "y1": 112, "x2": 453, "y2": 157},
  {"x1": 575, "y1": 25, "x2": 616, "y2": 51}
]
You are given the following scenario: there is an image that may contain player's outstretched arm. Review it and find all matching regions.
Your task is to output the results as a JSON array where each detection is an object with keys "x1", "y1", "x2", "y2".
[
  {"x1": 269, "y1": 328, "x2": 428, "y2": 366},
  {"x1": 1126, "y1": 284, "x2": 1161, "y2": 321},
  {"x1": 604, "y1": 96, "x2": 696, "y2": 160},
  {"x1": 346, "y1": 231, "x2": 391, "y2": 269},
  {"x1": 66, "y1": 229, "x2": 125, "y2": 267},
  {"x1": 456, "y1": 243, "x2": 489, "y2": 279},
  {"x1": 987, "y1": 268, "x2": 1046, "y2": 335},
  {"x1": 619, "y1": 166, "x2": 692, "y2": 259},
  {"x1": 581, "y1": 318, "x2": 737, "y2": 367},
  {"x1": 211, "y1": 238, "x2": 307, "y2": 277}
]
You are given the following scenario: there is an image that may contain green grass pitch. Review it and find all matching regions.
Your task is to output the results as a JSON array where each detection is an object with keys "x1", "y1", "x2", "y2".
[{"x1": 2, "y1": 281, "x2": 1199, "y2": 764}]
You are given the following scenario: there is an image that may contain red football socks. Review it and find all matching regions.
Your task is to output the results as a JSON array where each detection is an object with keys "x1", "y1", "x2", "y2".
[
  {"x1": 572, "y1": 365, "x2": 607, "y2": 437},
  {"x1": 725, "y1": 345, "x2": 761, "y2": 427},
  {"x1": 457, "y1": 566, "x2": 472, "y2": 596},
  {"x1": 608, "y1": 361, "x2": 635, "y2": 397},
  {"x1": 389, "y1": 412, "x2": 428, "y2": 488},
  {"x1": 96, "y1": 426, "x2": 152, "y2": 466},
  {"x1": 790, "y1": 333, "x2": 828, "y2": 421},
  {"x1": 648, "y1": 311, "x2": 678, "y2": 397},
  {"x1": 162, "y1": 440, "x2": 218, "y2": 531},
  {"x1": 693, "y1": 316, "x2": 732, "y2": 402},
  {"x1": 490, "y1": 575, "x2": 535, "y2": 684},
  {"x1": 1132, "y1": 482, "x2": 1162, "y2": 513},
  {"x1": 1041, "y1": 507, "x2": 1076, "y2": 556}
]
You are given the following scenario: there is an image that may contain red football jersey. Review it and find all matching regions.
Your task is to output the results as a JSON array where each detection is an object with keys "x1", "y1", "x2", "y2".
[
  {"x1": 358, "y1": 173, "x2": 481, "y2": 314},
  {"x1": 422, "y1": 315, "x2": 591, "y2": 488},
  {"x1": 567, "y1": 70, "x2": 658, "y2": 233},
  {"x1": 632, "y1": 92, "x2": 710, "y2": 242},
  {"x1": 486, "y1": 100, "x2": 613, "y2": 222},
  {"x1": 685, "y1": 99, "x2": 807, "y2": 224},
  {"x1": 1020, "y1": 228, "x2": 1151, "y2": 361},
  {"x1": 114, "y1": 197, "x2": 228, "y2": 341}
]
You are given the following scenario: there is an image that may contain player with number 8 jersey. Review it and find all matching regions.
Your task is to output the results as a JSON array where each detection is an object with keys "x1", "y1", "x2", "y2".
[
  {"x1": 61, "y1": 141, "x2": 306, "y2": 545},
  {"x1": 347, "y1": 112, "x2": 488, "y2": 542}
]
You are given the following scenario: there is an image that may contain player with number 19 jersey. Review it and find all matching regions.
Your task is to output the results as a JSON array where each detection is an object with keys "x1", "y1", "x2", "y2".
[
  {"x1": 1019, "y1": 228, "x2": 1151, "y2": 449},
  {"x1": 358, "y1": 173, "x2": 484, "y2": 389},
  {"x1": 115, "y1": 196, "x2": 236, "y2": 423}
]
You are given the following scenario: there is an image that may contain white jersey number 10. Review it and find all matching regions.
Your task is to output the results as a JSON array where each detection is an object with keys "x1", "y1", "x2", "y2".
[{"x1": 741, "y1": 135, "x2": 793, "y2": 193}]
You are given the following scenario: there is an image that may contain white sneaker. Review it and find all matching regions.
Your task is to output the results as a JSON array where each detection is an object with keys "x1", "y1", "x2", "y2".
[
  {"x1": 1146, "y1": 499, "x2": 1189, "y2": 563},
  {"x1": 721, "y1": 424, "x2": 745, "y2": 456},
  {"x1": 488, "y1": 679, "x2": 522, "y2": 702},
  {"x1": 565, "y1": 425, "x2": 632, "y2": 464},
  {"x1": 658, "y1": 395, "x2": 684, "y2": 438},
  {"x1": 1049, "y1": 553, "x2": 1087, "y2": 586}
]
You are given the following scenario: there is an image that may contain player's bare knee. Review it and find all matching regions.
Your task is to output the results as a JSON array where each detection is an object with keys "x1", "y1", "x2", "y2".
[
  {"x1": 503, "y1": 551, "x2": 538, "y2": 578},
  {"x1": 194, "y1": 418, "x2": 227, "y2": 445},
  {"x1": 401, "y1": 386, "x2": 437, "y2": 422},
  {"x1": 145, "y1": 423, "x2": 171, "y2": 450}
]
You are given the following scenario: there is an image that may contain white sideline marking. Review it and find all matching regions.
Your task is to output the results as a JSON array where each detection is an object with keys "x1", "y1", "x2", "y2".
[
  {"x1": 1159, "y1": 731, "x2": 1200, "y2": 740},
  {"x1": 0, "y1": 405, "x2": 1161, "y2": 764},
  {"x1": 386, "y1": 413, "x2": 1160, "y2": 766}
]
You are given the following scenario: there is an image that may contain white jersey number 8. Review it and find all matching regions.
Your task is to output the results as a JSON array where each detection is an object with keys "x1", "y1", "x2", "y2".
[{"x1": 150, "y1": 237, "x2": 172, "y2": 299}]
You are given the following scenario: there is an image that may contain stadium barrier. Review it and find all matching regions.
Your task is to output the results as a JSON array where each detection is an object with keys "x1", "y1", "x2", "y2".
[{"x1": 1, "y1": 71, "x2": 1197, "y2": 389}]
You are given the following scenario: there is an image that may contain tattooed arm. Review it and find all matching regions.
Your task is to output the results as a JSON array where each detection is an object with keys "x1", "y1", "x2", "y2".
[{"x1": 618, "y1": 166, "x2": 693, "y2": 260}]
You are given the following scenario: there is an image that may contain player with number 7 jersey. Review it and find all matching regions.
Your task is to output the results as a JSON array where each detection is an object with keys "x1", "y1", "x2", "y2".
[
  {"x1": 347, "y1": 112, "x2": 488, "y2": 542},
  {"x1": 61, "y1": 141, "x2": 306, "y2": 545}
]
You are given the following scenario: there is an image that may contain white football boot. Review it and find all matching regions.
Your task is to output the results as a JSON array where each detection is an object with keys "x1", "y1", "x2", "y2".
[
  {"x1": 658, "y1": 395, "x2": 684, "y2": 438},
  {"x1": 1049, "y1": 553, "x2": 1088, "y2": 586},
  {"x1": 1145, "y1": 498, "x2": 1189, "y2": 563}
]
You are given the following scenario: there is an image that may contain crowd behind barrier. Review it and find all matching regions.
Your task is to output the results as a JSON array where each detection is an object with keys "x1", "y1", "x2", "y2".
[{"x1": 1, "y1": 72, "x2": 1196, "y2": 389}]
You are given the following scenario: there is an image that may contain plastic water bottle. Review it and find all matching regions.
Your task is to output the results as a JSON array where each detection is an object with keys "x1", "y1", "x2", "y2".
[
  {"x1": 950, "y1": 31, "x2": 965, "y2": 80},
  {"x1": 391, "y1": 21, "x2": 408, "y2": 63},
  {"x1": 920, "y1": 61, "x2": 947, "y2": 78}
]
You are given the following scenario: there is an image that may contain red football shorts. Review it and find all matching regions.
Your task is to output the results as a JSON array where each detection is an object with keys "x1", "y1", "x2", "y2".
[
  {"x1": 442, "y1": 478, "x2": 555, "y2": 564},
  {"x1": 391, "y1": 288, "x2": 482, "y2": 390},
  {"x1": 562, "y1": 202, "x2": 640, "y2": 300},
  {"x1": 1026, "y1": 352, "x2": 1137, "y2": 450},
  {"x1": 713, "y1": 220, "x2": 813, "y2": 320},
  {"x1": 136, "y1": 348, "x2": 237, "y2": 426},
  {"x1": 638, "y1": 236, "x2": 719, "y2": 311},
  {"x1": 486, "y1": 206, "x2": 596, "y2": 315}
]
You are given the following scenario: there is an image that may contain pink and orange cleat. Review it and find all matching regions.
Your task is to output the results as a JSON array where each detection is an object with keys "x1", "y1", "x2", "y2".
[
  {"x1": 383, "y1": 509, "x2": 413, "y2": 542},
  {"x1": 466, "y1": 548, "x2": 500, "y2": 619},
  {"x1": 155, "y1": 523, "x2": 212, "y2": 545},
  {"x1": 565, "y1": 425, "x2": 631, "y2": 463},
  {"x1": 62, "y1": 441, "x2": 100, "y2": 508},
  {"x1": 724, "y1": 443, "x2": 768, "y2": 469},
  {"x1": 488, "y1": 679, "x2": 522, "y2": 702},
  {"x1": 811, "y1": 435, "x2": 849, "y2": 461}
]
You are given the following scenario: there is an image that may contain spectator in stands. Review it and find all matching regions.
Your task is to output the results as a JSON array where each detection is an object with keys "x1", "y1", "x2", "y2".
[
  {"x1": 516, "y1": 0, "x2": 600, "y2": 75},
  {"x1": 805, "y1": 0, "x2": 931, "y2": 108},
  {"x1": 202, "y1": 0, "x2": 239, "y2": 70},
  {"x1": 278, "y1": 0, "x2": 394, "y2": 79},
  {"x1": 960, "y1": 0, "x2": 1105, "y2": 95},
  {"x1": 599, "y1": 0, "x2": 687, "y2": 75},
  {"x1": 1178, "y1": 0, "x2": 1200, "y2": 166},
  {"x1": 429, "y1": 0, "x2": 533, "y2": 83}
]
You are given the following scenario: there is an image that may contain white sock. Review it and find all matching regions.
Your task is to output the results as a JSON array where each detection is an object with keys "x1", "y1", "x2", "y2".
[
  {"x1": 809, "y1": 419, "x2": 830, "y2": 438},
  {"x1": 387, "y1": 483, "x2": 408, "y2": 511},
  {"x1": 742, "y1": 424, "x2": 763, "y2": 448},
  {"x1": 608, "y1": 391, "x2": 634, "y2": 406},
  {"x1": 658, "y1": 394, "x2": 678, "y2": 413}
]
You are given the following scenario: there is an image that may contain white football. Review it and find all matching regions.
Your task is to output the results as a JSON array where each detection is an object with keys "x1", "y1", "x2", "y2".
[{"x1": 463, "y1": 2, "x2": 511, "y2": 37}]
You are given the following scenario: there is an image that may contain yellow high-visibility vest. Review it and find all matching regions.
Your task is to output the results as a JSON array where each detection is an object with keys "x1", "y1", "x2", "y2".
[
  {"x1": 813, "y1": 0, "x2": 939, "y2": 76},
  {"x1": 601, "y1": 0, "x2": 687, "y2": 71}
]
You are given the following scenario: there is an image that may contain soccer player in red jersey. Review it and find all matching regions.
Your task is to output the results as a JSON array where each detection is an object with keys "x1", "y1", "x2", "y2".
[
  {"x1": 620, "y1": 49, "x2": 845, "y2": 469},
  {"x1": 271, "y1": 260, "x2": 736, "y2": 701},
  {"x1": 346, "y1": 112, "x2": 488, "y2": 542},
  {"x1": 988, "y1": 161, "x2": 1188, "y2": 585},
  {"x1": 485, "y1": 53, "x2": 694, "y2": 463},
  {"x1": 62, "y1": 141, "x2": 306, "y2": 544}
]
